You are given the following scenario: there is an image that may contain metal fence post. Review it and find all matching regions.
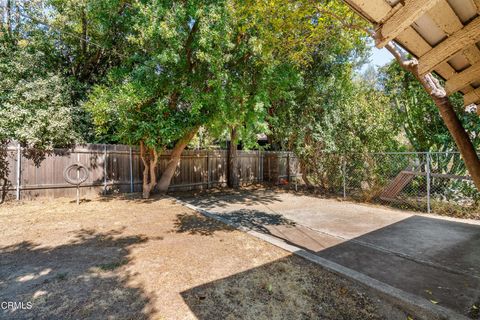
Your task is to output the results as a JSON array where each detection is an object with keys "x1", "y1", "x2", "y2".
[
  {"x1": 426, "y1": 152, "x2": 431, "y2": 214},
  {"x1": 103, "y1": 144, "x2": 108, "y2": 194},
  {"x1": 342, "y1": 157, "x2": 346, "y2": 199},
  {"x1": 129, "y1": 147, "x2": 134, "y2": 193},
  {"x1": 16, "y1": 142, "x2": 21, "y2": 201},
  {"x1": 76, "y1": 150, "x2": 80, "y2": 205}
]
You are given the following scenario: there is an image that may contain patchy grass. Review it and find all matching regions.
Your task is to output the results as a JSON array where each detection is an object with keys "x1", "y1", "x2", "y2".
[
  {"x1": 0, "y1": 194, "x2": 407, "y2": 319},
  {"x1": 381, "y1": 197, "x2": 480, "y2": 220},
  {"x1": 429, "y1": 199, "x2": 480, "y2": 220},
  {"x1": 97, "y1": 259, "x2": 129, "y2": 271}
]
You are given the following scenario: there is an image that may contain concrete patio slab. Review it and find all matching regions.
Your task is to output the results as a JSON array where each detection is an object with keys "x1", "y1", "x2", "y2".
[{"x1": 176, "y1": 189, "x2": 480, "y2": 319}]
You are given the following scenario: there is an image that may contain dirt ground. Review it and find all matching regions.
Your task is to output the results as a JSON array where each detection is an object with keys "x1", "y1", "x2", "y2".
[{"x1": 0, "y1": 194, "x2": 408, "y2": 320}]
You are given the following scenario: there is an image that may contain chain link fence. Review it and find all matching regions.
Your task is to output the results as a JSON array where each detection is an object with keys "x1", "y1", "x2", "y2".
[{"x1": 305, "y1": 152, "x2": 479, "y2": 218}]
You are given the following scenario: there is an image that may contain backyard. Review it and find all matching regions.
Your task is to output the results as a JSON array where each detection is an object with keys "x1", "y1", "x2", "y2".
[
  {"x1": 1, "y1": 0, "x2": 480, "y2": 319},
  {"x1": 0, "y1": 194, "x2": 408, "y2": 320}
]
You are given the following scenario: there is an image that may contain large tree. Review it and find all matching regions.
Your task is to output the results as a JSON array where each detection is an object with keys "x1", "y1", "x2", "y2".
[
  {"x1": 85, "y1": 0, "x2": 234, "y2": 197},
  {"x1": 213, "y1": 0, "x2": 369, "y2": 186}
]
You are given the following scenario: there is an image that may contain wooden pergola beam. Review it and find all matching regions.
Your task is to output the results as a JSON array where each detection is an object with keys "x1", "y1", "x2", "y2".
[
  {"x1": 375, "y1": 0, "x2": 441, "y2": 48},
  {"x1": 344, "y1": 0, "x2": 391, "y2": 23},
  {"x1": 464, "y1": 88, "x2": 480, "y2": 106},
  {"x1": 474, "y1": 0, "x2": 480, "y2": 11},
  {"x1": 445, "y1": 62, "x2": 480, "y2": 94},
  {"x1": 418, "y1": 16, "x2": 480, "y2": 75},
  {"x1": 427, "y1": 0, "x2": 462, "y2": 35},
  {"x1": 464, "y1": 45, "x2": 480, "y2": 65}
]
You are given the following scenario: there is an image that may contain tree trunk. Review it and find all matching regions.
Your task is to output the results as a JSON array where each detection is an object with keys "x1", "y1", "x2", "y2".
[
  {"x1": 81, "y1": 9, "x2": 88, "y2": 57},
  {"x1": 14, "y1": 0, "x2": 19, "y2": 33},
  {"x1": 384, "y1": 42, "x2": 480, "y2": 191},
  {"x1": 140, "y1": 141, "x2": 159, "y2": 199},
  {"x1": 0, "y1": 2, "x2": 3, "y2": 31},
  {"x1": 157, "y1": 127, "x2": 198, "y2": 193},
  {"x1": 0, "y1": 178, "x2": 8, "y2": 204},
  {"x1": 0, "y1": 140, "x2": 8, "y2": 204},
  {"x1": 227, "y1": 127, "x2": 239, "y2": 188},
  {"x1": 6, "y1": 0, "x2": 11, "y2": 36},
  {"x1": 300, "y1": 161, "x2": 314, "y2": 188},
  {"x1": 431, "y1": 96, "x2": 480, "y2": 189},
  {"x1": 415, "y1": 77, "x2": 480, "y2": 190}
]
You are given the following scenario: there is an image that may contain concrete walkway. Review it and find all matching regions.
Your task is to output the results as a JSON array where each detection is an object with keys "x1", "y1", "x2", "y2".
[{"x1": 177, "y1": 189, "x2": 480, "y2": 318}]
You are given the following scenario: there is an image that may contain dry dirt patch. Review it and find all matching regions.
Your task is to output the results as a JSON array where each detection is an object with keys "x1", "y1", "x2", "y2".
[{"x1": 0, "y1": 195, "x2": 406, "y2": 319}]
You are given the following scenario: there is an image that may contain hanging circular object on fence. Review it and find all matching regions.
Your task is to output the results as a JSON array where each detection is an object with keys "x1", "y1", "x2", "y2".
[{"x1": 63, "y1": 163, "x2": 89, "y2": 185}]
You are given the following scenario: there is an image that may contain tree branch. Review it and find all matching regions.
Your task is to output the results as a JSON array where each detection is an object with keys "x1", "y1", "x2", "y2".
[
  {"x1": 315, "y1": 6, "x2": 374, "y2": 36},
  {"x1": 185, "y1": 19, "x2": 199, "y2": 72}
]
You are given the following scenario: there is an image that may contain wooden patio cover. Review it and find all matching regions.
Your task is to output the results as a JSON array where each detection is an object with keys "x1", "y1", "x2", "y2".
[{"x1": 344, "y1": 0, "x2": 480, "y2": 108}]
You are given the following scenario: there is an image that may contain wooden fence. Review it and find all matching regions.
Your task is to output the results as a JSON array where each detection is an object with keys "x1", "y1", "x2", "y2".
[{"x1": 5, "y1": 143, "x2": 299, "y2": 200}]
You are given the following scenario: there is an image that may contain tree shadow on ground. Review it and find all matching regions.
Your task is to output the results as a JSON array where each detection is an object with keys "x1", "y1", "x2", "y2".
[
  {"x1": 173, "y1": 213, "x2": 236, "y2": 236},
  {"x1": 180, "y1": 254, "x2": 403, "y2": 320},
  {"x1": 174, "y1": 188, "x2": 284, "y2": 210},
  {"x1": 173, "y1": 209, "x2": 295, "y2": 236},
  {"x1": 0, "y1": 228, "x2": 156, "y2": 320},
  {"x1": 95, "y1": 192, "x2": 170, "y2": 204}
]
